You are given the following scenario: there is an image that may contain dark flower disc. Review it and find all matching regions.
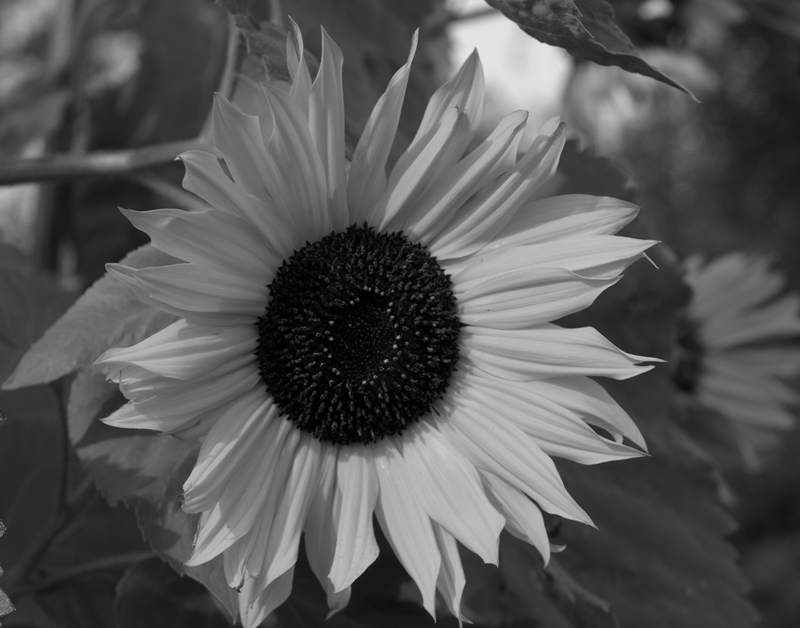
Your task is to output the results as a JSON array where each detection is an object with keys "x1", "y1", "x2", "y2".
[
  {"x1": 673, "y1": 314, "x2": 704, "y2": 393},
  {"x1": 257, "y1": 224, "x2": 461, "y2": 445}
]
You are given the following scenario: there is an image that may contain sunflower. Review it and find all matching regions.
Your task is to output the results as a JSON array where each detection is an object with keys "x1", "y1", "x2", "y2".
[
  {"x1": 96, "y1": 25, "x2": 654, "y2": 626},
  {"x1": 675, "y1": 252, "x2": 800, "y2": 468}
]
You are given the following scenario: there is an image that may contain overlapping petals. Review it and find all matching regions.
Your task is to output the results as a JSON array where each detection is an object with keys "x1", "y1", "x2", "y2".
[
  {"x1": 683, "y1": 253, "x2": 800, "y2": 467},
  {"x1": 96, "y1": 23, "x2": 654, "y2": 627}
]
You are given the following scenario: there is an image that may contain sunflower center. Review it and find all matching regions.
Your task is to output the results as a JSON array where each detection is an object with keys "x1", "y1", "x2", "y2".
[
  {"x1": 257, "y1": 224, "x2": 461, "y2": 445},
  {"x1": 673, "y1": 315, "x2": 704, "y2": 393}
]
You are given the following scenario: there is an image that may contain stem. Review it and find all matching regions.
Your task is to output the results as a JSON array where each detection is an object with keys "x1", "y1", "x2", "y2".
[
  {"x1": 0, "y1": 139, "x2": 211, "y2": 186},
  {"x1": 29, "y1": 552, "x2": 155, "y2": 592},
  {"x1": 2, "y1": 510, "x2": 69, "y2": 599}
]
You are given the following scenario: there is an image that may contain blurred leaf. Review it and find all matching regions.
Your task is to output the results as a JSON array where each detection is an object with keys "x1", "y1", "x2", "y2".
[
  {"x1": 0, "y1": 385, "x2": 62, "y2": 570},
  {"x1": 114, "y1": 558, "x2": 231, "y2": 628},
  {"x1": 0, "y1": 521, "x2": 15, "y2": 623},
  {"x1": 484, "y1": 0, "x2": 692, "y2": 95},
  {"x1": 0, "y1": 244, "x2": 73, "y2": 384},
  {"x1": 2, "y1": 593, "x2": 60, "y2": 628},
  {"x1": 67, "y1": 372, "x2": 238, "y2": 622},
  {"x1": 4, "y1": 245, "x2": 176, "y2": 390}
]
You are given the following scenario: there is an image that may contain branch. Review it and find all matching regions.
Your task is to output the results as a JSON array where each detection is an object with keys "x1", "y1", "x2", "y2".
[{"x1": 0, "y1": 138, "x2": 212, "y2": 186}]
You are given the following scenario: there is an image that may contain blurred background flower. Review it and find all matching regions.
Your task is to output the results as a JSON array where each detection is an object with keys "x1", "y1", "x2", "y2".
[{"x1": 675, "y1": 252, "x2": 800, "y2": 469}]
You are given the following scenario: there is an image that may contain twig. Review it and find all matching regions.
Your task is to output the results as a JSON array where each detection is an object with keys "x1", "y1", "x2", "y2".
[
  {"x1": 0, "y1": 139, "x2": 211, "y2": 186},
  {"x1": 29, "y1": 551, "x2": 155, "y2": 592}
]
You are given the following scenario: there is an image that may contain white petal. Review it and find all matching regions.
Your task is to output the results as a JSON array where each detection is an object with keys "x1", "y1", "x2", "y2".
[
  {"x1": 457, "y1": 268, "x2": 620, "y2": 329},
  {"x1": 483, "y1": 195, "x2": 640, "y2": 251},
  {"x1": 482, "y1": 472, "x2": 551, "y2": 564},
  {"x1": 373, "y1": 437, "x2": 441, "y2": 618},
  {"x1": 392, "y1": 50, "x2": 485, "y2": 185},
  {"x1": 439, "y1": 397, "x2": 591, "y2": 524},
  {"x1": 445, "y1": 235, "x2": 657, "y2": 285},
  {"x1": 329, "y1": 445, "x2": 380, "y2": 591},
  {"x1": 461, "y1": 369, "x2": 643, "y2": 464},
  {"x1": 107, "y1": 262, "x2": 267, "y2": 325},
  {"x1": 525, "y1": 375, "x2": 646, "y2": 449},
  {"x1": 120, "y1": 207, "x2": 276, "y2": 277},
  {"x1": 179, "y1": 150, "x2": 294, "y2": 259},
  {"x1": 211, "y1": 95, "x2": 274, "y2": 202},
  {"x1": 185, "y1": 418, "x2": 299, "y2": 565},
  {"x1": 261, "y1": 83, "x2": 330, "y2": 241},
  {"x1": 400, "y1": 421, "x2": 504, "y2": 564},
  {"x1": 432, "y1": 522, "x2": 467, "y2": 622},
  {"x1": 374, "y1": 107, "x2": 471, "y2": 228},
  {"x1": 309, "y1": 27, "x2": 349, "y2": 232},
  {"x1": 304, "y1": 445, "x2": 353, "y2": 614},
  {"x1": 394, "y1": 110, "x2": 527, "y2": 240},
  {"x1": 96, "y1": 319, "x2": 257, "y2": 380},
  {"x1": 182, "y1": 391, "x2": 276, "y2": 512},
  {"x1": 430, "y1": 122, "x2": 566, "y2": 260},
  {"x1": 287, "y1": 20, "x2": 312, "y2": 116},
  {"x1": 238, "y1": 567, "x2": 294, "y2": 628},
  {"x1": 103, "y1": 362, "x2": 260, "y2": 434},
  {"x1": 255, "y1": 434, "x2": 323, "y2": 583},
  {"x1": 348, "y1": 31, "x2": 418, "y2": 224},
  {"x1": 462, "y1": 325, "x2": 654, "y2": 381}
]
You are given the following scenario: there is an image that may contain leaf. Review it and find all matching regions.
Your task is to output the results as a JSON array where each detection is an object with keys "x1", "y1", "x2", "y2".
[
  {"x1": 4, "y1": 245, "x2": 177, "y2": 390},
  {"x1": 0, "y1": 521, "x2": 15, "y2": 623},
  {"x1": 0, "y1": 385, "x2": 63, "y2": 572},
  {"x1": 67, "y1": 371, "x2": 238, "y2": 622},
  {"x1": 114, "y1": 558, "x2": 231, "y2": 628},
  {"x1": 484, "y1": 0, "x2": 693, "y2": 96},
  {"x1": 0, "y1": 244, "x2": 73, "y2": 384}
]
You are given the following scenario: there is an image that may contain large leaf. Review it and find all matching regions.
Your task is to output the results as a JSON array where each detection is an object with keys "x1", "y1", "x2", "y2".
[
  {"x1": 0, "y1": 244, "x2": 73, "y2": 384},
  {"x1": 0, "y1": 386, "x2": 63, "y2": 572},
  {"x1": 115, "y1": 558, "x2": 231, "y2": 628},
  {"x1": 484, "y1": 0, "x2": 692, "y2": 95},
  {"x1": 4, "y1": 245, "x2": 177, "y2": 390}
]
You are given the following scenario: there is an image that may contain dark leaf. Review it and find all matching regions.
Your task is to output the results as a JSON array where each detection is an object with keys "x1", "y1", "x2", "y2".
[
  {"x1": 0, "y1": 386, "x2": 62, "y2": 571},
  {"x1": 4, "y1": 245, "x2": 177, "y2": 390},
  {"x1": 484, "y1": 0, "x2": 693, "y2": 95},
  {"x1": 0, "y1": 521, "x2": 14, "y2": 622},
  {"x1": 0, "y1": 244, "x2": 73, "y2": 385},
  {"x1": 115, "y1": 558, "x2": 231, "y2": 628}
]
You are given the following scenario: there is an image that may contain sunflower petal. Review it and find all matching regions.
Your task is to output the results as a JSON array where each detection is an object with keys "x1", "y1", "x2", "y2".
[
  {"x1": 330, "y1": 445, "x2": 380, "y2": 592},
  {"x1": 374, "y1": 437, "x2": 441, "y2": 618},
  {"x1": 348, "y1": 31, "x2": 418, "y2": 224}
]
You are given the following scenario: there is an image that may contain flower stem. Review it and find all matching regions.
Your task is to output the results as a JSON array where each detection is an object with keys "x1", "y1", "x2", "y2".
[{"x1": 0, "y1": 139, "x2": 211, "y2": 186}]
